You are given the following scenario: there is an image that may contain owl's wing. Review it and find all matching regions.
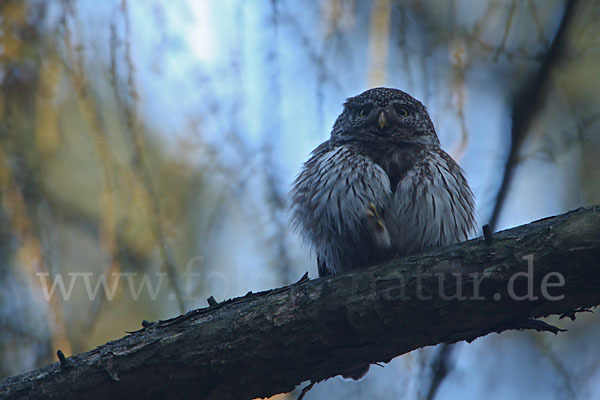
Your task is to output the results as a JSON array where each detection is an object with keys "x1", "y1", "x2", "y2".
[
  {"x1": 387, "y1": 148, "x2": 475, "y2": 255},
  {"x1": 291, "y1": 143, "x2": 393, "y2": 275}
]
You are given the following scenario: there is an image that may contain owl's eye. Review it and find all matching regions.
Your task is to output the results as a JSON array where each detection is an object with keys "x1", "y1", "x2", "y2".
[
  {"x1": 358, "y1": 105, "x2": 372, "y2": 117},
  {"x1": 394, "y1": 104, "x2": 409, "y2": 117}
]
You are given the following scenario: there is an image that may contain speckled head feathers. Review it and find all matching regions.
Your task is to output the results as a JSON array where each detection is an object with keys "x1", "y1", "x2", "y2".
[{"x1": 345, "y1": 87, "x2": 423, "y2": 108}]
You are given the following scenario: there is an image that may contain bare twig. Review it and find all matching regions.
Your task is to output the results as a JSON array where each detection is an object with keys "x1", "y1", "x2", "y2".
[{"x1": 488, "y1": 0, "x2": 580, "y2": 230}]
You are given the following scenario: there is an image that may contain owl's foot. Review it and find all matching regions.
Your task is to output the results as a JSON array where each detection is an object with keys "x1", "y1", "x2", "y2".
[{"x1": 366, "y1": 202, "x2": 391, "y2": 249}]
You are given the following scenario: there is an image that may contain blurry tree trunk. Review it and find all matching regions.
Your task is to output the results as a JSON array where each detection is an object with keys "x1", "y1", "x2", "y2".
[
  {"x1": 0, "y1": 0, "x2": 71, "y2": 374},
  {"x1": 367, "y1": 0, "x2": 391, "y2": 86},
  {"x1": 1, "y1": 205, "x2": 599, "y2": 400}
]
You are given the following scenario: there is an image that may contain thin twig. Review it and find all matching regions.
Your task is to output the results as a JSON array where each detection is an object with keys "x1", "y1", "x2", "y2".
[
  {"x1": 297, "y1": 381, "x2": 315, "y2": 400},
  {"x1": 488, "y1": 0, "x2": 580, "y2": 230}
]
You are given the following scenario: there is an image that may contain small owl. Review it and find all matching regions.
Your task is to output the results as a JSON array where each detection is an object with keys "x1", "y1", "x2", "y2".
[{"x1": 291, "y1": 87, "x2": 475, "y2": 277}]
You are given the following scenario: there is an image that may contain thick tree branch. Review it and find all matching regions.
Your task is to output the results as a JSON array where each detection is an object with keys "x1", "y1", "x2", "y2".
[{"x1": 1, "y1": 205, "x2": 600, "y2": 400}]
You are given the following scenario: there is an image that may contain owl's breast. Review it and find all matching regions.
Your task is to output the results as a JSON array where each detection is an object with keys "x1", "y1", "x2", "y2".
[{"x1": 364, "y1": 143, "x2": 424, "y2": 193}]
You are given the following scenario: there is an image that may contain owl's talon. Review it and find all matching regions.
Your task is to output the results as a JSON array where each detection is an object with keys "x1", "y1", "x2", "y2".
[
  {"x1": 366, "y1": 203, "x2": 391, "y2": 248},
  {"x1": 367, "y1": 202, "x2": 385, "y2": 232},
  {"x1": 367, "y1": 202, "x2": 378, "y2": 216}
]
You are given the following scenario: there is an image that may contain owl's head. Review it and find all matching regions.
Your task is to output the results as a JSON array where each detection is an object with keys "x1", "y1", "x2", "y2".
[{"x1": 331, "y1": 87, "x2": 439, "y2": 146}]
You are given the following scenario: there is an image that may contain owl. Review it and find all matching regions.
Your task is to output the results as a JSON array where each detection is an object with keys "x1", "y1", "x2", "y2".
[{"x1": 291, "y1": 87, "x2": 476, "y2": 277}]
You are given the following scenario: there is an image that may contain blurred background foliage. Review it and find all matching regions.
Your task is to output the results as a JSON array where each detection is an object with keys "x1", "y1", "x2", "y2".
[{"x1": 0, "y1": 0, "x2": 599, "y2": 399}]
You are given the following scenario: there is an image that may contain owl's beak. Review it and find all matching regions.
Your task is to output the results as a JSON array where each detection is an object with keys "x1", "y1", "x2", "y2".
[{"x1": 378, "y1": 111, "x2": 387, "y2": 130}]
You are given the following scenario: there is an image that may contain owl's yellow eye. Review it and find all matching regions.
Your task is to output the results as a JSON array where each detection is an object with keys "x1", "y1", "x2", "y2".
[
  {"x1": 358, "y1": 105, "x2": 372, "y2": 117},
  {"x1": 394, "y1": 105, "x2": 409, "y2": 117}
]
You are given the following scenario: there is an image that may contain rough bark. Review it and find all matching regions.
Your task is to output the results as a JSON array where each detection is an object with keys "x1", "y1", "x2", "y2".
[{"x1": 1, "y1": 206, "x2": 600, "y2": 400}]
